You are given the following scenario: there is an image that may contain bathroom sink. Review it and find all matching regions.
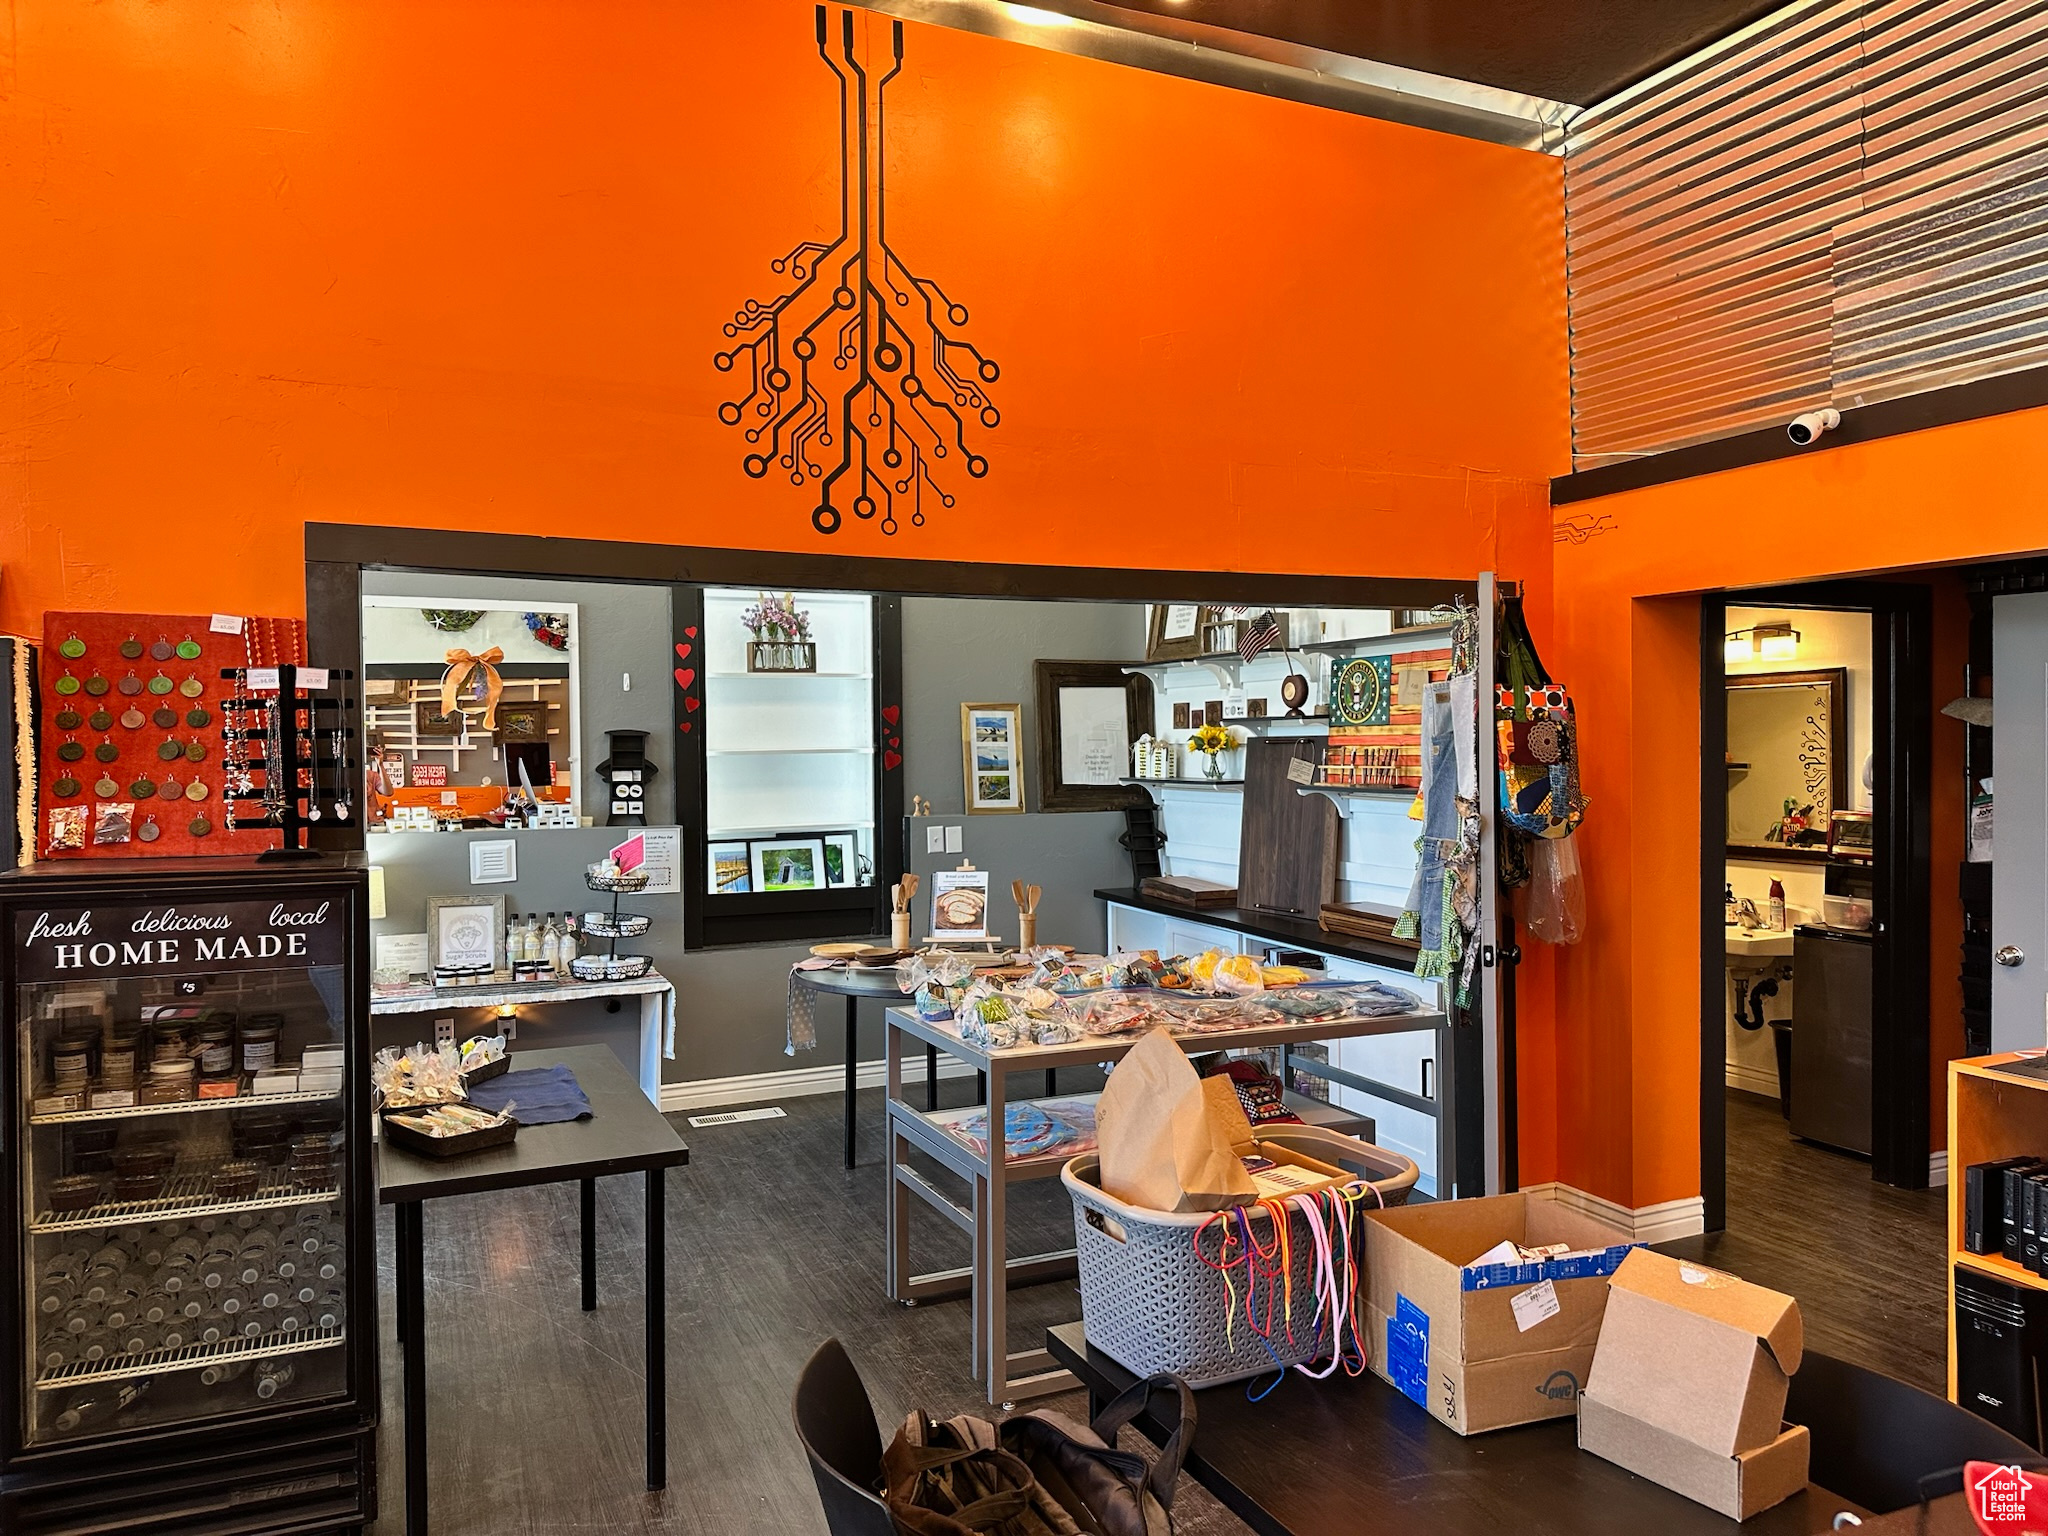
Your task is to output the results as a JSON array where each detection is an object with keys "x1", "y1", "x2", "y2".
[{"x1": 1726, "y1": 927, "x2": 1794, "y2": 959}]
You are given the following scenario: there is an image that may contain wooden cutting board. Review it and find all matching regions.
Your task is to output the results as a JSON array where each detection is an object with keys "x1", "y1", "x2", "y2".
[{"x1": 1237, "y1": 736, "x2": 1339, "y2": 919}]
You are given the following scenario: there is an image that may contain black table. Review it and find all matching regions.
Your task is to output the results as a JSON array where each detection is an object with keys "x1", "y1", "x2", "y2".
[
  {"x1": 790, "y1": 967, "x2": 944, "y2": 1166},
  {"x1": 378, "y1": 1045, "x2": 690, "y2": 1535},
  {"x1": 1046, "y1": 1323, "x2": 1907, "y2": 1535}
]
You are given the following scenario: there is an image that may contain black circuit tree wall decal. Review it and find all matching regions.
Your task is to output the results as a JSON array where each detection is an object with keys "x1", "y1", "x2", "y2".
[{"x1": 715, "y1": 7, "x2": 1000, "y2": 537}]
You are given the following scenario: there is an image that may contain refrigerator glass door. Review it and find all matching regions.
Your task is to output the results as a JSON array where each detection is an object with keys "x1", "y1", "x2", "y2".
[{"x1": 15, "y1": 894, "x2": 352, "y2": 1449}]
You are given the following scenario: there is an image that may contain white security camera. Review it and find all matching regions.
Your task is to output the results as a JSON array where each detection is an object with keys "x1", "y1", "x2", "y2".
[{"x1": 1787, "y1": 408, "x2": 1841, "y2": 446}]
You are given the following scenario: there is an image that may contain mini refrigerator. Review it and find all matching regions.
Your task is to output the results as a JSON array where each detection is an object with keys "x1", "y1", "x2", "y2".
[
  {"x1": 0, "y1": 856, "x2": 377, "y2": 1535},
  {"x1": 1791, "y1": 923, "x2": 1874, "y2": 1156}
]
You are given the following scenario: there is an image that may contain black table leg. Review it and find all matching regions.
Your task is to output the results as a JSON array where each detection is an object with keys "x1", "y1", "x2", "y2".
[
  {"x1": 580, "y1": 1178, "x2": 597, "y2": 1311},
  {"x1": 645, "y1": 1166, "x2": 667, "y2": 1491},
  {"x1": 844, "y1": 997, "x2": 860, "y2": 1169},
  {"x1": 1044, "y1": 1068, "x2": 1056, "y2": 1097},
  {"x1": 926, "y1": 1044, "x2": 939, "y2": 1111},
  {"x1": 397, "y1": 1200, "x2": 428, "y2": 1536},
  {"x1": 976, "y1": 1070, "x2": 987, "y2": 1107}
]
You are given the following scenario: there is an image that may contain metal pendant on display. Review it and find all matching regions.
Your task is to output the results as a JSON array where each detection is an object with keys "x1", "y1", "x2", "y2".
[
  {"x1": 93, "y1": 740, "x2": 119, "y2": 764},
  {"x1": 186, "y1": 706, "x2": 212, "y2": 729},
  {"x1": 160, "y1": 774, "x2": 182, "y2": 802},
  {"x1": 54, "y1": 673, "x2": 80, "y2": 697},
  {"x1": 56, "y1": 739, "x2": 83, "y2": 763},
  {"x1": 88, "y1": 708, "x2": 113, "y2": 733},
  {"x1": 158, "y1": 739, "x2": 183, "y2": 763},
  {"x1": 188, "y1": 815, "x2": 212, "y2": 837},
  {"x1": 93, "y1": 775, "x2": 119, "y2": 799},
  {"x1": 183, "y1": 740, "x2": 207, "y2": 764},
  {"x1": 152, "y1": 706, "x2": 179, "y2": 729},
  {"x1": 147, "y1": 672, "x2": 173, "y2": 696},
  {"x1": 130, "y1": 776, "x2": 156, "y2": 800},
  {"x1": 149, "y1": 638, "x2": 174, "y2": 662},
  {"x1": 119, "y1": 635, "x2": 144, "y2": 661},
  {"x1": 136, "y1": 815, "x2": 161, "y2": 843},
  {"x1": 120, "y1": 707, "x2": 146, "y2": 731},
  {"x1": 83, "y1": 673, "x2": 110, "y2": 697},
  {"x1": 185, "y1": 779, "x2": 208, "y2": 802},
  {"x1": 54, "y1": 709, "x2": 81, "y2": 731},
  {"x1": 51, "y1": 776, "x2": 79, "y2": 799},
  {"x1": 57, "y1": 634, "x2": 86, "y2": 660},
  {"x1": 117, "y1": 672, "x2": 143, "y2": 697},
  {"x1": 175, "y1": 637, "x2": 203, "y2": 661},
  {"x1": 179, "y1": 675, "x2": 204, "y2": 699}
]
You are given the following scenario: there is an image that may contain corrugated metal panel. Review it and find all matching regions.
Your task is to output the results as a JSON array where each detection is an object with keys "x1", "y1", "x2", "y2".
[{"x1": 1564, "y1": 0, "x2": 2048, "y2": 467}]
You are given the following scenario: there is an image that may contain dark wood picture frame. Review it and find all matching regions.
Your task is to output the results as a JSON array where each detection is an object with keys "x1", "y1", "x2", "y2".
[
  {"x1": 414, "y1": 700, "x2": 465, "y2": 739},
  {"x1": 492, "y1": 703, "x2": 548, "y2": 743},
  {"x1": 1145, "y1": 603, "x2": 1210, "y2": 662},
  {"x1": 1032, "y1": 660, "x2": 1153, "y2": 812},
  {"x1": 1724, "y1": 666, "x2": 1848, "y2": 859}
]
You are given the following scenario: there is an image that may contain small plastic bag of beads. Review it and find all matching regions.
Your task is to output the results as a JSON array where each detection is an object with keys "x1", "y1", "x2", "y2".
[
  {"x1": 46, "y1": 805, "x2": 88, "y2": 852},
  {"x1": 93, "y1": 801, "x2": 135, "y2": 845}
]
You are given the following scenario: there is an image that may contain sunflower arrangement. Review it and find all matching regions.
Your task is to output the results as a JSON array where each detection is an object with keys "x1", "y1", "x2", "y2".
[{"x1": 1185, "y1": 722, "x2": 1239, "y2": 781}]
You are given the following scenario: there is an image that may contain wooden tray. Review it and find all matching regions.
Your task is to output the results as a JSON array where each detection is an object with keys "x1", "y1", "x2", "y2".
[
  {"x1": 380, "y1": 1108, "x2": 518, "y2": 1159},
  {"x1": 462, "y1": 1054, "x2": 512, "y2": 1086}
]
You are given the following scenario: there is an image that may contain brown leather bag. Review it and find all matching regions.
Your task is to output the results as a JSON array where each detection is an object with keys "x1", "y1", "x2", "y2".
[{"x1": 881, "y1": 1373, "x2": 1195, "y2": 1536}]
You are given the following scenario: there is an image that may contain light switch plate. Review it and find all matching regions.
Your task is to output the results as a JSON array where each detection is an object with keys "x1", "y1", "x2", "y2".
[
  {"x1": 470, "y1": 839, "x2": 517, "y2": 884},
  {"x1": 945, "y1": 825, "x2": 963, "y2": 854},
  {"x1": 926, "y1": 825, "x2": 945, "y2": 854}
]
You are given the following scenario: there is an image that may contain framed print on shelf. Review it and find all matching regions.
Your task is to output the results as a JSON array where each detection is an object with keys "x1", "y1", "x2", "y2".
[
  {"x1": 750, "y1": 836, "x2": 826, "y2": 893},
  {"x1": 492, "y1": 703, "x2": 547, "y2": 743},
  {"x1": 961, "y1": 703, "x2": 1024, "y2": 815},
  {"x1": 1032, "y1": 660, "x2": 1153, "y2": 812},
  {"x1": 415, "y1": 701, "x2": 466, "y2": 739},
  {"x1": 426, "y1": 894, "x2": 507, "y2": 977},
  {"x1": 708, "y1": 840, "x2": 752, "y2": 894},
  {"x1": 821, "y1": 830, "x2": 865, "y2": 888},
  {"x1": 1146, "y1": 603, "x2": 1208, "y2": 662}
]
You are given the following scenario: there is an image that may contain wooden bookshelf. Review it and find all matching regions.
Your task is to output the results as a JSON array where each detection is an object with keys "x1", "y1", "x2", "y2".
[{"x1": 1947, "y1": 1052, "x2": 2048, "y2": 1403}]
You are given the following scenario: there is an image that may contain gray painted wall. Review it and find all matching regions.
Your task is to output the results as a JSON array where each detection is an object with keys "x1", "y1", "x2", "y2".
[{"x1": 365, "y1": 586, "x2": 1143, "y2": 1092}]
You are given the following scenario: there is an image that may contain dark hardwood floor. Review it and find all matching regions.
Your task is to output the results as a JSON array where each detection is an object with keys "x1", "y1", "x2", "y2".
[
  {"x1": 1664, "y1": 1088, "x2": 1948, "y2": 1394},
  {"x1": 363, "y1": 1081, "x2": 1949, "y2": 1533}
]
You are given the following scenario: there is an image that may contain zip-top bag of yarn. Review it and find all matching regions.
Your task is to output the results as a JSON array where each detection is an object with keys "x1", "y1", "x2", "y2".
[{"x1": 1495, "y1": 595, "x2": 1586, "y2": 839}]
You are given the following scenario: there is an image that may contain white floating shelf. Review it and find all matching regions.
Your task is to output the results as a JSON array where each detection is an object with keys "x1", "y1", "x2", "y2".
[
  {"x1": 705, "y1": 669, "x2": 873, "y2": 680},
  {"x1": 704, "y1": 746, "x2": 876, "y2": 756}
]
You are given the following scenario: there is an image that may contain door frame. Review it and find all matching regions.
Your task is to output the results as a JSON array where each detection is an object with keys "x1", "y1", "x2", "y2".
[{"x1": 1698, "y1": 580, "x2": 1933, "y2": 1229}]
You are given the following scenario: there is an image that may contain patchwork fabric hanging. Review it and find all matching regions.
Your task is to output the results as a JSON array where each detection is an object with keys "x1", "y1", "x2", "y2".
[
  {"x1": 1395, "y1": 601, "x2": 1483, "y2": 1006},
  {"x1": 1495, "y1": 596, "x2": 1586, "y2": 839}
]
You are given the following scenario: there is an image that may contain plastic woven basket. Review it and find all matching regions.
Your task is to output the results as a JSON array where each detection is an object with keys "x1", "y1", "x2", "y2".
[{"x1": 1061, "y1": 1125, "x2": 1418, "y2": 1388}]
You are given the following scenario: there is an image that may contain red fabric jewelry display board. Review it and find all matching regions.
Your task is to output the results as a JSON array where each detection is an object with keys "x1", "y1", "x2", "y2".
[{"x1": 37, "y1": 611, "x2": 302, "y2": 860}]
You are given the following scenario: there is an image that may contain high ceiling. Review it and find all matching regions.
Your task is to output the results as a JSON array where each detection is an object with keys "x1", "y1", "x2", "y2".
[{"x1": 1034, "y1": 0, "x2": 1790, "y2": 106}]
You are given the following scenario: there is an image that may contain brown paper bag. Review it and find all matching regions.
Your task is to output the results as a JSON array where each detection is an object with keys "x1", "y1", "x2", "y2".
[{"x1": 1097, "y1": 1029, "x2": 1257, "y2": 1212}]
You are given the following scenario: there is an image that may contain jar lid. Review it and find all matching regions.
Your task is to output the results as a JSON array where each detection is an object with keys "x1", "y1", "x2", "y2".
[{"x1": 150, "y1": 1057, "x2": 196, "y2": 1077}]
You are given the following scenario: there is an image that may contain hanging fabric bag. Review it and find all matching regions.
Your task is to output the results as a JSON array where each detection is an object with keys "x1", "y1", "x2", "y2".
[{"x1": 1495, "y1": 595, "x2": 1587, "y2": 839}]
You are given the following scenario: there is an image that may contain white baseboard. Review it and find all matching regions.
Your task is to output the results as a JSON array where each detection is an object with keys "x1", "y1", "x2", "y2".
[
  {"x1": 1929, "y1": 1151, "x2": 1948, "y2": 1188},
  {"x1": 659, "y1": 1054, "x2": 976, "y2": 1115},
  {"x1": 1522, "y1": 1181, "x2": 1708, "y2": 1243},
  {"x1": 1724, "y1": 1062, "x2": 1780, "y2": 1100}
]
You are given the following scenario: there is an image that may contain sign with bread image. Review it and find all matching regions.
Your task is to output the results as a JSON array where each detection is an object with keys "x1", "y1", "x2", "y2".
[{"x1": 931, "y1": 869, "x2": 991, "y2": 940}]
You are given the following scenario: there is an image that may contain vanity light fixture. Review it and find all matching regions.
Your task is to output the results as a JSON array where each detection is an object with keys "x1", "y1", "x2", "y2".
[{"x1": 1724, "y1": 624, "x2": 1801, "y2": 664}]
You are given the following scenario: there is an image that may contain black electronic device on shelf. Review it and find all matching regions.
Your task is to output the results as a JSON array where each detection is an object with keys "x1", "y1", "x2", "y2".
[
  {"x1": 218, "y1": 663, "x2": 358, "y2": 860},
  {"x1": 0, "y1": 857, "x2": 378, "y2": 1534}
]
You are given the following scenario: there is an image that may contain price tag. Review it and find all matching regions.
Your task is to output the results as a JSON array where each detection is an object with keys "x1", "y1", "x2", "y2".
[
  {"x1": 1511, "y1": 1279, "x2": 1560, "y2": 1333},
  {"x1": 246, "y1": 667, "x2": 280, "y2": 691},
  {"x1": 210, "y1": 613, "x2": 246, "y2": 635},
  {"x1": 298, "y1": 666, "x2": 330, "y2": 689},
  {"x1": 1286, "y1": 757, "x2": 1315, "y2": 786}
]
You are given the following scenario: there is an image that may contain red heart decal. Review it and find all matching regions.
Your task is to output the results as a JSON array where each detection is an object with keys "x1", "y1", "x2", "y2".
[
  {"x1": 888, "y1": 736, "x2": 899, "y2": 748},
  {"x1": 883, "y1": 749, "x2": 902, "y2": 771},
  {"x1": 685, "y1": 695, "x2": 701, "y2": 713},
  {"x1": 881, "y1": 705, "x2": 900, "y2": 725},
  {"x1": 679, "y1": 720, "x2": 692, "y2": 732},
  {"x1": 674, "y1": 641, "x2": 692, "y2": 661},
  {"x1": 673, "y1": 667, "x2": 696, "y2": 690},
  {"x1": 684, "y1": 626, "x2": 698, "y2": 639}
]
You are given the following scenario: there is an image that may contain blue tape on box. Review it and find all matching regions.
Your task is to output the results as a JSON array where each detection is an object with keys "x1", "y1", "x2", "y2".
[
  {"x1": 1386, "y1": 1294, "x2": 1430, "y2": 1408},
  {"x1": 1461, "y1": 1242, "x2": 1639, "y2": 1292}
]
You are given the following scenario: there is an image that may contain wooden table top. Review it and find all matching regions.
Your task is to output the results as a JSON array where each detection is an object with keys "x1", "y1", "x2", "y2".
[
  {"x1": 377, "y1": 1044, "x2": 688, "y2": 1204},
  {"x1": 1046, "y1": 1323, "x2": 1896, "y2": 1536}
]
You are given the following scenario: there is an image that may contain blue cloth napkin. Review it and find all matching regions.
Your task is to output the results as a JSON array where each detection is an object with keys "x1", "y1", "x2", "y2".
[{"x1": 465, "y1": 1064, "x2": 592, "y2": 1126}]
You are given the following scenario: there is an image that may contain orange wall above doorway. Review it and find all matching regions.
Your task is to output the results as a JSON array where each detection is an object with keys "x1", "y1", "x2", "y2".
[{"x1": 0, "y1": 0, "x2": 1568, "y2": 637}]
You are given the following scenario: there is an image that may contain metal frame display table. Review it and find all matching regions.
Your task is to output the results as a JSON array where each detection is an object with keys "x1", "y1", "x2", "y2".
[
  {"x1": 378, "y1": 1045, "x2": 690, "y2": 1535},
  {"x1": 883, "y1": 999, "x2": 1454, "y2": 1406},
  {"x1": 1043, "y1": 1323, "x2": 1888, "y2": 1536},
  {"x1": 372, "y1": 972, "x2": 675, "y2": 1103}
]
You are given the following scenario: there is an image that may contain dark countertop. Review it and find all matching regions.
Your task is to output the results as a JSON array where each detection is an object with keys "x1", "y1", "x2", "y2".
[
  {"x1": 378, "y1": 1044, "x2": 688, "y2": 1203},
  {"x1": 1095, "y1": 886, "x2": 1421, "y2": 973}
]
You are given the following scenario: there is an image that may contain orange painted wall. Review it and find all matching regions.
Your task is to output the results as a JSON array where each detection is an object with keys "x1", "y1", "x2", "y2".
[
  {"x1": 1543, "y1": 405, "x2": 2048, "y2": 1206},
  {"x1": 0, "y1": 0, "x2": 1566, "y2": 638}
]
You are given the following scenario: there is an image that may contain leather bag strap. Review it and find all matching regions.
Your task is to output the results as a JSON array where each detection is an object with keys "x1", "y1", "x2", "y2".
[{"x1": 1089, "y1": 1372, "x2": 1197, "y2": 1512}]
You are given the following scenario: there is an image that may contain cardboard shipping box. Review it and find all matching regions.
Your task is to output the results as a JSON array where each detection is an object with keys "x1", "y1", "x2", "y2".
[
  {"x1": 1578, "y1": 1249, "x2": 1808, "y2": 1521},
  {"x1": 1364, "y1": 1192, "x2": 1637, "y2": 1434}
]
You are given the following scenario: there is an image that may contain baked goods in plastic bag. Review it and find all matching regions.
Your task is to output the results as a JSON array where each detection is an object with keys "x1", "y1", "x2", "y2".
[
  {"x1": 93, "y1": 802, "x2": 135, "y2": 845},
  {"x1": 1211, "y1": 952, "x2": 1265, "y2": 994},
  {"x1": 46, "y1": 806, "x2": 88, "y2": 853}
]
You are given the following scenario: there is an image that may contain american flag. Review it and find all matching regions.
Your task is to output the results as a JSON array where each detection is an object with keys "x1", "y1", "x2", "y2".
[{"x1": 1238, "y1": 610, "x2": 1281, "y2": 662}]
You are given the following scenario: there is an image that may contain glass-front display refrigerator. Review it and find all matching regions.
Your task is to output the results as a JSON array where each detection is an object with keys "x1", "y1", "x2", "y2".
[{"x1": 0, "y1": 856, "x2": 376, "y2": 1535}]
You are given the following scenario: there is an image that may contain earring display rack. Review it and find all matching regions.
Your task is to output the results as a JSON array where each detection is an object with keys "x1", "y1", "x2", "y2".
[{"x1": 219, "y1": 663, "x2": 358, "y2": 862}]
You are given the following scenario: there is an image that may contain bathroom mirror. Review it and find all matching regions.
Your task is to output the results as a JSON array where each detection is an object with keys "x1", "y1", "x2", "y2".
[{"x1": 1726, "y1": 668, "x2": 1846, "y2": 857}]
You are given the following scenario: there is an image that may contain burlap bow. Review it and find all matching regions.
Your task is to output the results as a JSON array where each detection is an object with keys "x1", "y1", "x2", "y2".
[{"x1": 441, "y1": 646, "x2": 505, "y2": 729}]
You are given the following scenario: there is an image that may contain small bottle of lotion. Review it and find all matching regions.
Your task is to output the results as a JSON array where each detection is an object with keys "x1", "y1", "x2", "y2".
[{"x1": 1768, "y1": 878, "x2": 1786, "y2": 931}]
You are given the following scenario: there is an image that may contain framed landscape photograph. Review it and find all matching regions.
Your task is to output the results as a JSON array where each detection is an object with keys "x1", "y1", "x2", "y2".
[
  {"x1": 415, "y1": 701, "x2": 467, "y2": 739},
  {"x1": 960, "y1": 703, "x2": 1024, "y2": 814},
  {"x1": 708, "y1": 840, "x2": 752, "y2": 895},
  {"x1": 751, "y1": 836, "x2": 825, "y2": 893},
  {"x1": 821, "y1": 830, "x2": 864, "y2": 888},
  {"x1": 492, "y1": 703, "x2": 547, "y2": 743}
]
